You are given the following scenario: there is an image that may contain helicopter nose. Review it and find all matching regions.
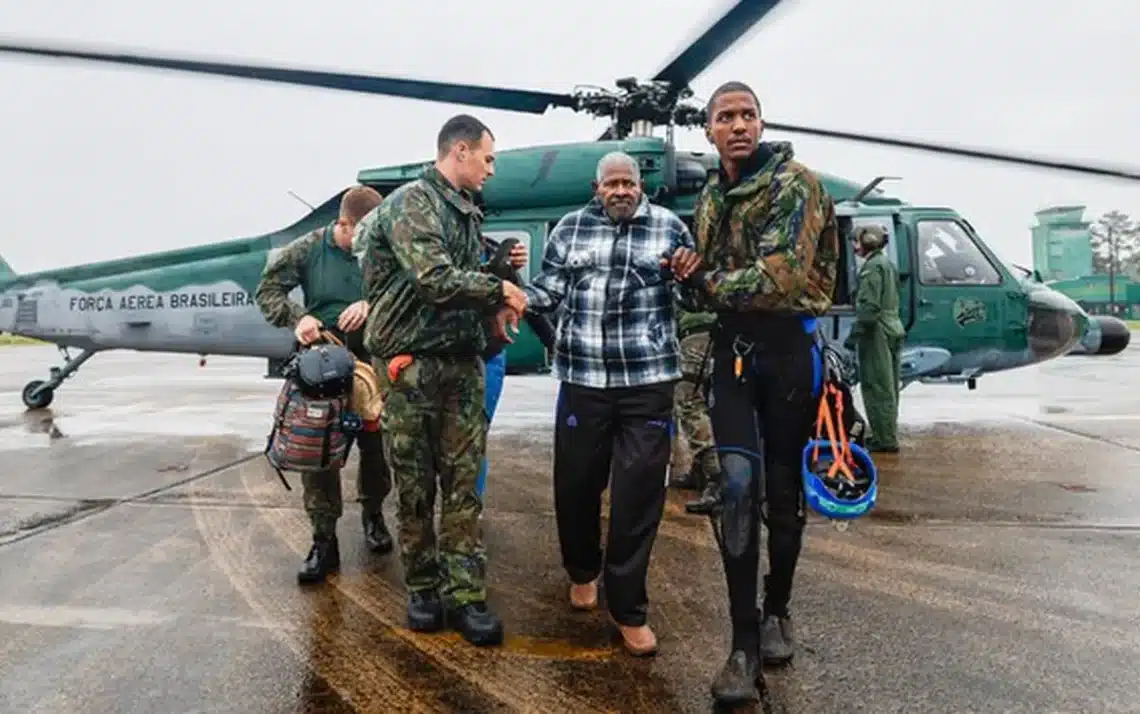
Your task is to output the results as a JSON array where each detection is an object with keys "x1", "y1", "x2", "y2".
[{"x1": 1025, "y1": 287, "x2": 1088, "y2": 364}]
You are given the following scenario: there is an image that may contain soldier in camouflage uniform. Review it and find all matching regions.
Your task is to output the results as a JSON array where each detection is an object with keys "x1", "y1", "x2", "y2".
[
  {"x1": 254, "y1": 185, "x2": 393, "y2": 585},
  {"x1": 356, "y1": 114, "x2": 528, "y2": 648},
  {"x1": 674, "y1": 81, "x2": 839, "y2": 705},
  {"x1": 669, "y1": 309, "x2": 720, "y2": 495}
]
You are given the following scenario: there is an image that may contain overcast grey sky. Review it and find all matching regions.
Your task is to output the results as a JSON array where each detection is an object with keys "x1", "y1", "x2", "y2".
[{"x1": 2, "y1": 0, "x2": 1137, "y2": 274}]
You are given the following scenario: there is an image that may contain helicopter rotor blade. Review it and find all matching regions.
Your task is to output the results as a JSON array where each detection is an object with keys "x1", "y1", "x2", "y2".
[
  {"x1": 764, "y1": 122, "x2": 1140, "y2": 182},
  {"x1": 0, "y1": 39, "x2": 579, "y2": 115},
  {"x1": 652, "y1": 0, "x2": 787, "y2": 89}
]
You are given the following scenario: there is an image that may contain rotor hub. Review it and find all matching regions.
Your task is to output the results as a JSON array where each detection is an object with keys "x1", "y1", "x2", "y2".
[{"x1": 572, "y1": 79, "x2": 706, "y2": 139}]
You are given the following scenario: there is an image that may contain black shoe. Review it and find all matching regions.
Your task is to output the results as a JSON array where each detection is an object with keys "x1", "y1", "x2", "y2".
[
  {"x1": 407, "y1": 590, "x2": 445, "y2": 632},
  {"x1": 297, "y1": 536, "x2": 340, "y2": 585},
  {"x1": 685, "y1": 479, "x2": 721, "y2": 515},
  {"x1": 448, "y1": 601, "x2": 504, "y2": 647},
  {"x1": 363, "y1": 511, "x2": 393, "y2": 554},
  {"x1": 710, "y1": 649, "x2": 762, "y2": 705},
  {"x1": 760, "y1": 615, "x2": 794, "y2": 665}
]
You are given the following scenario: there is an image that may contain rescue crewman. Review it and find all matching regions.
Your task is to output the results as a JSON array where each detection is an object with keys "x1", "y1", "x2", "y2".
[
  {"x1": 254, "y1": 184, "x2": 393, "y2": 584},
  {"x1": 670, "y1": 307, "x2": 721, "y2": 497},
  {"x1": 843, "y1": 225, "x2": 904, "y2": 453},
  {"x1": 356, "y1": 113, "x2": 528, "y2": 648},
  {"x1": 673, "y1": 80, "x2": 840, "y2": 706}
]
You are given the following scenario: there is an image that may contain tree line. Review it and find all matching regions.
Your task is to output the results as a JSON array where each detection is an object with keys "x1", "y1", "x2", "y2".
[{"x1": 1089, "y1": 210, "x2": 1140, "y2": 278}]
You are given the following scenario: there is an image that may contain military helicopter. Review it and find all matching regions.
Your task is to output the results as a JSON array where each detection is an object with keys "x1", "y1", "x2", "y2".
[{"x1": 2, "y1": 0, "x2": 1139, "y2": 411}]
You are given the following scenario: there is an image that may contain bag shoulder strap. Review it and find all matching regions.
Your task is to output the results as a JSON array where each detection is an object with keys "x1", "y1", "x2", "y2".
[{"x1": 319, "y1": 329, "x2": 344, "y2": 347}]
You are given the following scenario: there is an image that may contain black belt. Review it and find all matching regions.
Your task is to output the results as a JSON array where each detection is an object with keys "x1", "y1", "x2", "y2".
[{"x1": 711, "y1": 311, "x2": 815, "y2": 352}]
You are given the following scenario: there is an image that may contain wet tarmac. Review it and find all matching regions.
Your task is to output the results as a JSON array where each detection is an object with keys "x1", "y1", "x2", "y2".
[{"x1": 1, "y1": 344, "x2": 1139, "y2": 713}]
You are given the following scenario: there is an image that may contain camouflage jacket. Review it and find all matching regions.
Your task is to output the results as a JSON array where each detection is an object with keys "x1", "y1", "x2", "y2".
[
  {"x1": 681, "y1": 141, "x2": 839, "y2": 317},
  {"x1": 254, "y1": 224, "x2": 364, "y2": 331},
  {"x1": 357, "y1": 166, "x2": 505, "y2": 359}
]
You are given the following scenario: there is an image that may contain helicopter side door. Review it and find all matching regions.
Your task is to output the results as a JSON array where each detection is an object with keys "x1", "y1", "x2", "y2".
[
  {"x1": 848, "y1": 213, "x2": 912, "y2": 328},
  {"x1": 828, "y1": 211, "x2": 911, "y2": 347},
  {"x1": 903, "y1": 211, "x2": 1010, "y2": 358}
]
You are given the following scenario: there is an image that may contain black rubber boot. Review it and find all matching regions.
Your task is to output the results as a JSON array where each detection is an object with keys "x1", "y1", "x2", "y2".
[
  {"x1": 407, "y1": 590, "x2": 445, "y2": 632},
  {"x1": 448, "y1": 602, "x2": 505, "y2": 647},
  {"x1": 710, "y1": 649, "x2": 762, "y2": 705},
  {"x1": 760, "y1": 614, "x2": 795, "y2": 665},
  {"x1": 362, "y1": 511, "x2": 393, "y2": 554},
  {"x1": 297, "y1": 535, "x2": 340, "y2": 585}
]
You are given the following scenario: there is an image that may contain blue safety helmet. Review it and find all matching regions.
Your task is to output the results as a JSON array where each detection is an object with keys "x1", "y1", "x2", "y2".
[{"x1": 801, "y1": 439, "x2": 878, "y2": 520}]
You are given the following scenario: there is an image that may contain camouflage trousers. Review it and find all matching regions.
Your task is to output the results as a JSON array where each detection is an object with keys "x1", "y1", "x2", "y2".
[
  {"x1": 302, "y1": 428, "x2": 391, "y2": 538},
  {"x1": 671, "y1": 331, "x2": 721, "y2": 481},
  {"x1": 376, "y1": 354, "x2": 487, "y2": 608}
]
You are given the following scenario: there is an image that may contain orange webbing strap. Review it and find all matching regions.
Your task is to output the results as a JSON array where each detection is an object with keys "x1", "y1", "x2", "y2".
[
  {"x1": 831, "y1": 384, "x2": 853, "y2": 471},
  {"x1": 387, "y1": 354, "x2": 414, "y2": 382},
  {"x1": 810, "y1": 383, "x2": 856, "y2": 482}
]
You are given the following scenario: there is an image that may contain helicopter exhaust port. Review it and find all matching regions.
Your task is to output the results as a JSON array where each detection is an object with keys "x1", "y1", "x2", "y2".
[{"x1": 1069, "y1": 315, "x2": 1132, "y2": 356}]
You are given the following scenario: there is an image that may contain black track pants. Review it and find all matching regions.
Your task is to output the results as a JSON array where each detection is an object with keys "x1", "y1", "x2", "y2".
[{"x1": 553, "y1": 380, "x2": 675, "y2": 627}]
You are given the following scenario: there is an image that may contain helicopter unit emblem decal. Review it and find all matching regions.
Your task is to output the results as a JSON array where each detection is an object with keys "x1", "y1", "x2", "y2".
[{"x1": 952, "y1": 298, "x2": 987, "y2": 327}]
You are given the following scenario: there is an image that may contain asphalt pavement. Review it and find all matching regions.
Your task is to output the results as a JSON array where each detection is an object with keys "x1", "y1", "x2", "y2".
[{"x1": 1, "y1": 343, "x2": 1138, "y2": 714}]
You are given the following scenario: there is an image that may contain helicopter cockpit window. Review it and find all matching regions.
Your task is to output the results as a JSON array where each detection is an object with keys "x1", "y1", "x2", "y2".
[{"x1": 916, "y1": 220, "x2": 1002, "y2": 286}]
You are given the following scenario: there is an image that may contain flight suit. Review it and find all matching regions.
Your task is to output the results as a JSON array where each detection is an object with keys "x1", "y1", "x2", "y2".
[
  {"x1": 680, "y1": 140, "x2": 839, "y2": 698},
  {"x1": 670, "y1": 310, "x2": 720, "y2": 490},
  {"x1": 357, "y1": 166, "x2": 508, "y2": 647},
  {"x1": 846, "y1": 244, "x2": 904, "y2": 452}
]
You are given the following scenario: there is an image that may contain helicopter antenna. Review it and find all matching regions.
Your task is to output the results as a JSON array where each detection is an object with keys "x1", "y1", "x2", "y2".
[{"x1": 286, "y1": 190, "x2": 315, "y2": 210}]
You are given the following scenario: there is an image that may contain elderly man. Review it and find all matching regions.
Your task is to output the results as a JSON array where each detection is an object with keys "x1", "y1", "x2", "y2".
[{"x1": 520, "y1": 151, "x2": 698, "y2": 657}]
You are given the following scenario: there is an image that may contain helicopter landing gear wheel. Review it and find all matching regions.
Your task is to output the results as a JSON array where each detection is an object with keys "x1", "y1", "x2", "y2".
[
  {"x1": 20, "y1": 347, "x2": 98, "y2": 410},
  {"x1": 22, "y1": 380, "x2": 53, "y2": 410}
]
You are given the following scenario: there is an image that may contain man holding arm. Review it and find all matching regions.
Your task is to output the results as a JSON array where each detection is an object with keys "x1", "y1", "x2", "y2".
[
  {"x1": 357, "y1": 114, "x2": 527, "y2": 647},
  {"x1": 674, "y1": 81, "x2": 840, "y2": 705}
]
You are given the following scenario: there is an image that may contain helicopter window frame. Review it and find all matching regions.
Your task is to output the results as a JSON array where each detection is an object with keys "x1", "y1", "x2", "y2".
[
  {"x1": 914, "y1": 218, "x2": 1003, "y2": 287},
  {"x1": 484, "y1": 229, "x2": 536, "y2": 278}
]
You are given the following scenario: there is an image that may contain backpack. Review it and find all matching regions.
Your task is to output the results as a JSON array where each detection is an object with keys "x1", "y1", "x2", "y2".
[{"x1": 263, "y1": 341, "x2": 359, "y2": 489}]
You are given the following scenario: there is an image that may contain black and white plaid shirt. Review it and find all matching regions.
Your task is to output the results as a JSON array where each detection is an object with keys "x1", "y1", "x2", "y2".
[{"x1": 524, "y1": 195, "x2": 695, "y2": 389}]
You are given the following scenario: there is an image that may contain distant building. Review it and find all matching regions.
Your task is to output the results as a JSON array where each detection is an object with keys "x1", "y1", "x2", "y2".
[
  {"x1": 1031, "y1": 205, "x2": 1134, "y2": 318},
  {"x1": 1031, "y1": 205, "x2": 1093, "y2": 281},
  {"x1": 1044, "y1": 275, "x2": 1138, "y2": 318}
]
